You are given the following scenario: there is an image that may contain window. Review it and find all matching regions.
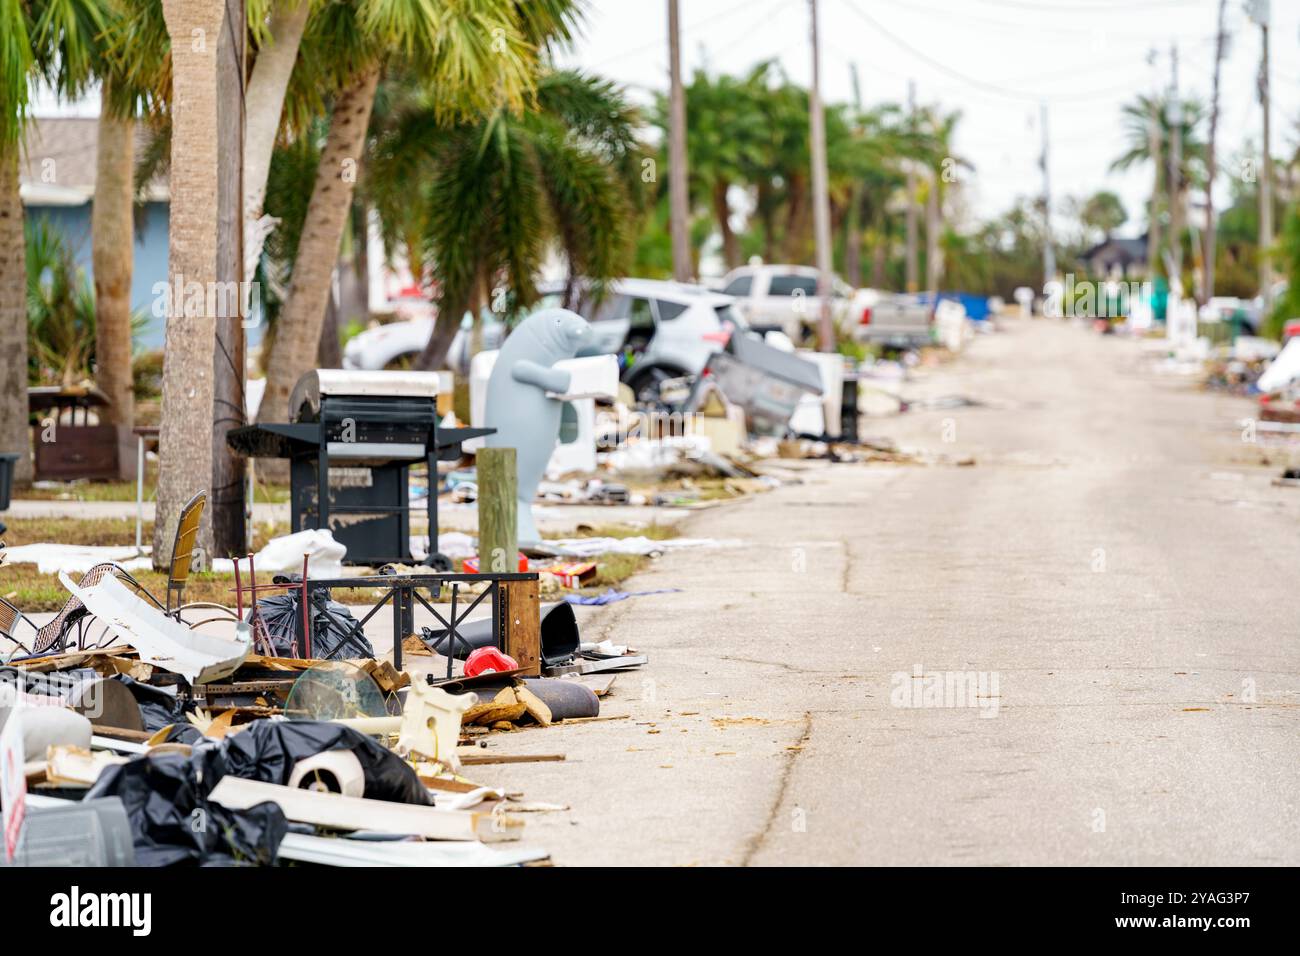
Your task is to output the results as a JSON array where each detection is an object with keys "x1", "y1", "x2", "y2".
[
  {"x1": 722, "y1": 275, "x2": 753, "y2": 296},
  {"x1": 768, "y1": 274, "x2": 819, "y2": 297},
  {"x1": 625, "y1": 296, "x2": 655, "y2": 331},
  {"x1": 655, "y1": 300, "x2": 689, "y2": 322}
]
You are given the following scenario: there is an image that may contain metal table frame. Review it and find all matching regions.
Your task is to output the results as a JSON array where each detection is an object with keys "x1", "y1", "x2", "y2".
[{"x1": 302, "y1": 572, "x2": 537, "y2": 676}]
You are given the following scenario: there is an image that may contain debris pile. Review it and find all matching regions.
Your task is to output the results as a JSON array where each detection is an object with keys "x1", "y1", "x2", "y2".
[{"x1": 0, "y1": 544, "x2": 646, "y2": 866}]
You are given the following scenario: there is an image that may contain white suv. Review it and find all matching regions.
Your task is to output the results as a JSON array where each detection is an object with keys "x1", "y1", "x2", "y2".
[
  {"x1": 718, "y1": 264, "x2": 851, "y2": 342},
  {"x1": 578, "y1": 278, "x2": 744, "y2": 403}
]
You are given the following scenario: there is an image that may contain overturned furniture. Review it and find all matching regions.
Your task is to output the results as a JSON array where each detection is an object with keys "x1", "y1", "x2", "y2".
[
  {"x1": 691, "y1": 332, "x2": 824, "y2": 435},
  {"x1": 226, "y1": 370, "x2": 492, "y2": 567}
]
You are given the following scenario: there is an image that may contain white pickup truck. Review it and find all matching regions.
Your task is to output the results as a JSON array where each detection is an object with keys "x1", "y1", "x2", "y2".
[
  {"x1": 850, "y1": 289, "x2": 933, "y2": 348},
  {"x1": 718, "y1": 264, "x2": 852, "y2": 342}
]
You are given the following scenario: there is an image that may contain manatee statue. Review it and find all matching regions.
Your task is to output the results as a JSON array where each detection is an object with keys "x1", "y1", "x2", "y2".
[{"x1": 483, "y1": 308, "x2": 592, "y2": 543}]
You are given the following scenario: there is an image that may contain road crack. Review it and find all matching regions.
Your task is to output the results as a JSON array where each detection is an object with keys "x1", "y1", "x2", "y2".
[{"x1": 740, "y1": 710, "x2": 813, "y2": 867}]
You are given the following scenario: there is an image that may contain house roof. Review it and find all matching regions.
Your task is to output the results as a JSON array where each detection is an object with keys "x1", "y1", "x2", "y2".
[
  {"x1": 19, "y1": 116, "x2": 168, "y2": 206},
  {"x1": 1078, "y1": 233, "x2": 1149, "y2": 267}
]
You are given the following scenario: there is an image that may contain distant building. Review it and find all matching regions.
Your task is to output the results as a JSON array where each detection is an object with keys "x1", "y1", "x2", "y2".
[
  {"x1": 18, "y1": 116, "x2": 170, "y2": 349},
  {"x1": 1077, "y1": 233, "x2": 1149, "y2": 279}
]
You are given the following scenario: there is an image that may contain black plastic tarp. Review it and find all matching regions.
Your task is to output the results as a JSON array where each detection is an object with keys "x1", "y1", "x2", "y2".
[
  {"x1": 86, "y1": 752, "x2": 287, "y2": 867},
  {"x1": 113, "y1": 674, "x2": 190, "y2": 734},
  {"x1": 196, "y1": 719, "x2": 433, "y2": 806},
  {"x1": 86, "y1": 720, "x2": 432, "y2": 865},
  {"x1": 251, "y1": 591, "x2": 375, "y2": 660}
]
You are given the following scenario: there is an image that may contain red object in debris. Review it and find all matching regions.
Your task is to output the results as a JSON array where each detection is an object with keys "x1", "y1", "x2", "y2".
[
  {"x1": 463, "y1": 552, "x2": 528, "y2": 573},
  {"x1": 546, "y1": 561, "x2": 598, "y2": 588},
  {"x1": 1285, "y1": 320, "x2": 1300, "y2": 340},
  {"x1": 860, "y1": 306, "x2": 872, "y2": 326},
  {"x1": 464, "y1": 646, "x2": 519, "y2": 677}
]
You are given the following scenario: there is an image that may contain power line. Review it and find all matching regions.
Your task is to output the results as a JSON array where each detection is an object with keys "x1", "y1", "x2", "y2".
[
  {"x1": 967, "y1": 0, "x2": 1202, "y2": 13},
  {"x1": 586, "y1": 0, "x2": 761, "y2": 69},
  {"x1": 837, "y1": 0, "x2": 1172, "y2": 105},
  {"x1": 876, "y1": 0, "x2": 1217, "y2": 39}
]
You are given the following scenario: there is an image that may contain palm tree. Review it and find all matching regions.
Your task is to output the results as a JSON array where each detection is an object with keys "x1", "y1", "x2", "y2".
[
  {"x1": 0, "y1": 0, "x2": 103, "y2": 486},
  {"x1": 244, "y1": 0, "x2": 315, "y2": 281},
  {"x1": 657, "y1": 68, "x2": 765, "y2": 270},
  {"x1": 258, "y1": 0, "x2": 549, "y2": 425},
  {"x1": 364, "y1": 68, "x2": 646, "y2": 371},
  {"x1": 1111, "y1": 93, "x2": 1206, "y2": 280},
  {"x1": 917, "y1": 105, "x2": 966, "y2": 291}
]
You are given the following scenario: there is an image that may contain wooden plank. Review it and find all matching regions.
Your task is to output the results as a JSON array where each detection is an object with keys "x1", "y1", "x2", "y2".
[
  {"x1": 208, "y1": 775, "x2": 521, "y2": 843},
  {"x1": 91, "y1": 726, "x2": 153, "y2": 742},
  {"x1": 457, "y1": 751, "x2": 566, "y2": 766},
  {"x1": 46, "y1": 746, "x2": 128, "y2": 786},
  {"x1": 500, "y1": 578, "x2": 541, "y2": 677}
]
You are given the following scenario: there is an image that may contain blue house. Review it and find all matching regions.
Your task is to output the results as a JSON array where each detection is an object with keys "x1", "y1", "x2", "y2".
[{"x1": 19, "y1": 116, "x2": 171, "y2": 349}]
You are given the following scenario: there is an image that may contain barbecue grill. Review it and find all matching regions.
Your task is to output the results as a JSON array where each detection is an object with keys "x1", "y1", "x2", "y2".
[{"x1": 227, "y1": 370, "x2": 492, "y2": 567}]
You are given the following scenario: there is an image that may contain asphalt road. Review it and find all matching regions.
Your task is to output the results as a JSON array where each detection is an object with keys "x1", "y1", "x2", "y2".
[{"x1": 472, "y1": 317, "x2": 1299, "y2": 866}]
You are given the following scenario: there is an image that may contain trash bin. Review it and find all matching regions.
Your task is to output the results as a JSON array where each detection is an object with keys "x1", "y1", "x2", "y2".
[
  {"x1": 0, "y1": 452, "x2": 18, "y2": 510},
  {"x1": 0, "y1": 451, "x2": 18, "y2": 536}
]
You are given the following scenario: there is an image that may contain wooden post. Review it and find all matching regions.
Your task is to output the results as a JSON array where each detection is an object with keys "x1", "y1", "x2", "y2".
[{"x1": 477, "y1": 447, "x2": 517, "y2": 573}]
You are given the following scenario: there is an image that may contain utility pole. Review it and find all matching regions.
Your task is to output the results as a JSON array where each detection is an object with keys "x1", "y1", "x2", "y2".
[
  {"x1": 1167, "y1": 43, "x2": 1183, "y2": 295},
  {"x1": 667, "y1": 0, "x2": 692, "y2": 283},
  {"x1": 1039, "y1": 101, "x2": 1055, "y2": 288},
  {"x1": 212, "y1": 0, "x2": 247, "y2": 556},
  {"x1": 844, "y1": 63, "x2": 864, "y2": 288},
  {"x1": 904, "y1": 80, "x2": 918, "y2": 293},
  {"x1": 1145, "y1": 49, "x2": 1162, "y2": 284},
  {"x1": 808, "y1": 0, "x2": 835, "y2": 351},
  {"x1": 1203, "y1": 0, "x2": 1228, "y2": 305},
  {"x1": 1251, "y1": 0, "x2": 1274, "y2": 310}
]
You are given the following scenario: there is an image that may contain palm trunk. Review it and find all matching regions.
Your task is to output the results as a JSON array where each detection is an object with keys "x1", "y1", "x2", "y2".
[
  {"x1": 1146, "y1": 108, "x2": 1162, "y2": 280},
  {"x1": 925, "y1": 178, "x2": 941, "y2": 292},
  {"x1": 260, "y1": 67, "x2": 381, "y2": 423},
  {"x1": 92, "y1": 100, "x2": 136, "y2": 480},
  {"x1": 0, "y1": 148, "x2": 30, "y2": 484},
  {"x1": 243, "y1": 0, "x2": 310, "y2": 285},
  {"x1": 782, "y1": 174, "x2": 808, "y2": 262},
  {"x1": 844, "y1": 184, "x2": 863, "y2": 287},
  {"x1": 416, "y1": 290, "x2": 470, "y2": 372},
  {"x1": 154, "y1": 0, "x2": 227, "y2": 568},
  {"x1": 713, "y1": 179, "x2": 739, "y2": 269},
  {"x1": 317, "y1": 275, "x2": 341, "y2": 367},
  {"x1": 870, "y1": 224, "x2": 887, "y2": 289},
  {"x1": 904, "y1": 167, "x2": 918, "y2": 292}
]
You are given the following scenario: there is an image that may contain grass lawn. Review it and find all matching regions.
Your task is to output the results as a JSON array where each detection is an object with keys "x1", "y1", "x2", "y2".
[
  {"x1": 16, "y1": 462, "x2": 291, "y2": 504},
  {"x1": 2, "y1": 494, "x2": 684, "y2": 612}
]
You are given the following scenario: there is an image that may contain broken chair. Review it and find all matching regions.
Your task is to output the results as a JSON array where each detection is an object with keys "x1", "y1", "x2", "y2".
[
  {"x1": 0, "y1": 562, "x2": 149, "y2": 659},
  {"x1": 123, "y1": 491, "x2": 240, "y2": 630},
  {"x1": 0, "y1": 492, "x2": 237, "y2": 662}
]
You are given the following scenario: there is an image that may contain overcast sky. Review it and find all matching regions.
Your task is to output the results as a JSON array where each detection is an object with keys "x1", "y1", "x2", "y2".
[{"x1": 555, "y1": 0, "x2": 1299, "y2": 234}]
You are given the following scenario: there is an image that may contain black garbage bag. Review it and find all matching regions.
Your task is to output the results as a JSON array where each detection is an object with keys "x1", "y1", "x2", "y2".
[
  {"x1": 112, "y1": 674, "x2": 191, "y2": 733},
  {"x1": 154, "y1": 722, "x2": 205, "y2": 746},
  {"x1": 196, "y1": 719, "x2": 433, "y2": 806},
  {"x1": 86, "y1": 752, "x2": 287, "y2": 867},
  {"x1": 250, "y1": 591, "x2": 374, "y2": 660}
]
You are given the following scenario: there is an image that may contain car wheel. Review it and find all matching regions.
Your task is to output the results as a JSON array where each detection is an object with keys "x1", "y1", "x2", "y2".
[{"x1": 625, "y1": 364, "x2": 688, "y2": 405}]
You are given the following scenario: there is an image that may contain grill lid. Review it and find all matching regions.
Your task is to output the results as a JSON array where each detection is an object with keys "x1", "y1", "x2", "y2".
[{"x1": 289, "y1": 369, "x2": 447, "y2": 421}]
